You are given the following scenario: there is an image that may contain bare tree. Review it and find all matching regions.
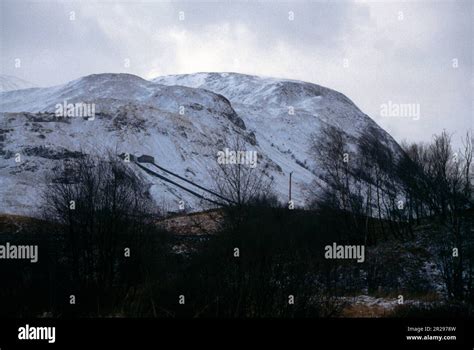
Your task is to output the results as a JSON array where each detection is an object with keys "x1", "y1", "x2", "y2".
[
  {"x1": 461, "y1": 131, "x2": 473, "y2": 203},
  {"x1": 211, "y1": 136, "x2": 273, "y2": 207},
  {"x1": 310, "y1": 124, "x2": 351, "y2": 211},
  {"x1": 400, "y1": 131, "x2": 473, "y2": 300},
  {"x1": 42, "y1": 153, "x2": 161, "y2": 313}
]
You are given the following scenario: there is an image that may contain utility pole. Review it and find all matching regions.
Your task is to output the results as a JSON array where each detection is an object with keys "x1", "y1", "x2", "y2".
[{"x1": 289, "y1": 171, "x2": 293, "y2": 202}]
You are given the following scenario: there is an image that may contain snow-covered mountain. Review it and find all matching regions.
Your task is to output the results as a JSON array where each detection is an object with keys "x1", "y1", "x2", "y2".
[
  {"x1": 153, "y1": 72, "x2": 401, "y2": 154},
  {"x1": 0, "y1": 74, "x2": 37, "y2": 92},
  {"x1": 0, "y1": 72, "x2": 402, "y2": 216}
]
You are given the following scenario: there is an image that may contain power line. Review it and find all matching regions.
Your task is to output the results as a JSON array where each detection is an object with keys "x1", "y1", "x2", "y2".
[
  {"x1": 133, "y1": 161, "x2": 226, "y2": 207},
  {"x1": 149, "y1": 161, "x2": 235, "y2": 204}
]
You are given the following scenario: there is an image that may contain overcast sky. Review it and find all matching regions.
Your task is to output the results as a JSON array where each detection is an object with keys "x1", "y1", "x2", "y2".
[{"x1": 1, "y1": 0, "x2": 472, "y2": 147}]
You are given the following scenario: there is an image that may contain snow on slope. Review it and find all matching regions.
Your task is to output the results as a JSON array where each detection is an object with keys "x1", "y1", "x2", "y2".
[
  {"x1": 153, "y1": 72, "x2": 403, "y2": 202},
  {"x1": 0, "y1": 74, "x2": 269, "y2": 216},
  {"x1": 153, "y1": 72, "x2": 395, "y2": 139},
  {"x1": 0, "y1": 72, "x2": 402, "y2": 216},
  {"x1": 0, "y1": 74, "x2": 37, "y2": 92}
]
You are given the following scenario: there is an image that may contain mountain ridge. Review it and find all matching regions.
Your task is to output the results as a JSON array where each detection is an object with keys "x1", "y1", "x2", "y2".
[{"x1": 0, "y1": 74, "x2": 37, "y2": 92}]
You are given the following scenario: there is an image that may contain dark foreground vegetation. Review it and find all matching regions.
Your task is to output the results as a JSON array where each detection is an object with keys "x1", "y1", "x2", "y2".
[{"x1": 0, "y1": 129, "x2": 472, "y2": 318}]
